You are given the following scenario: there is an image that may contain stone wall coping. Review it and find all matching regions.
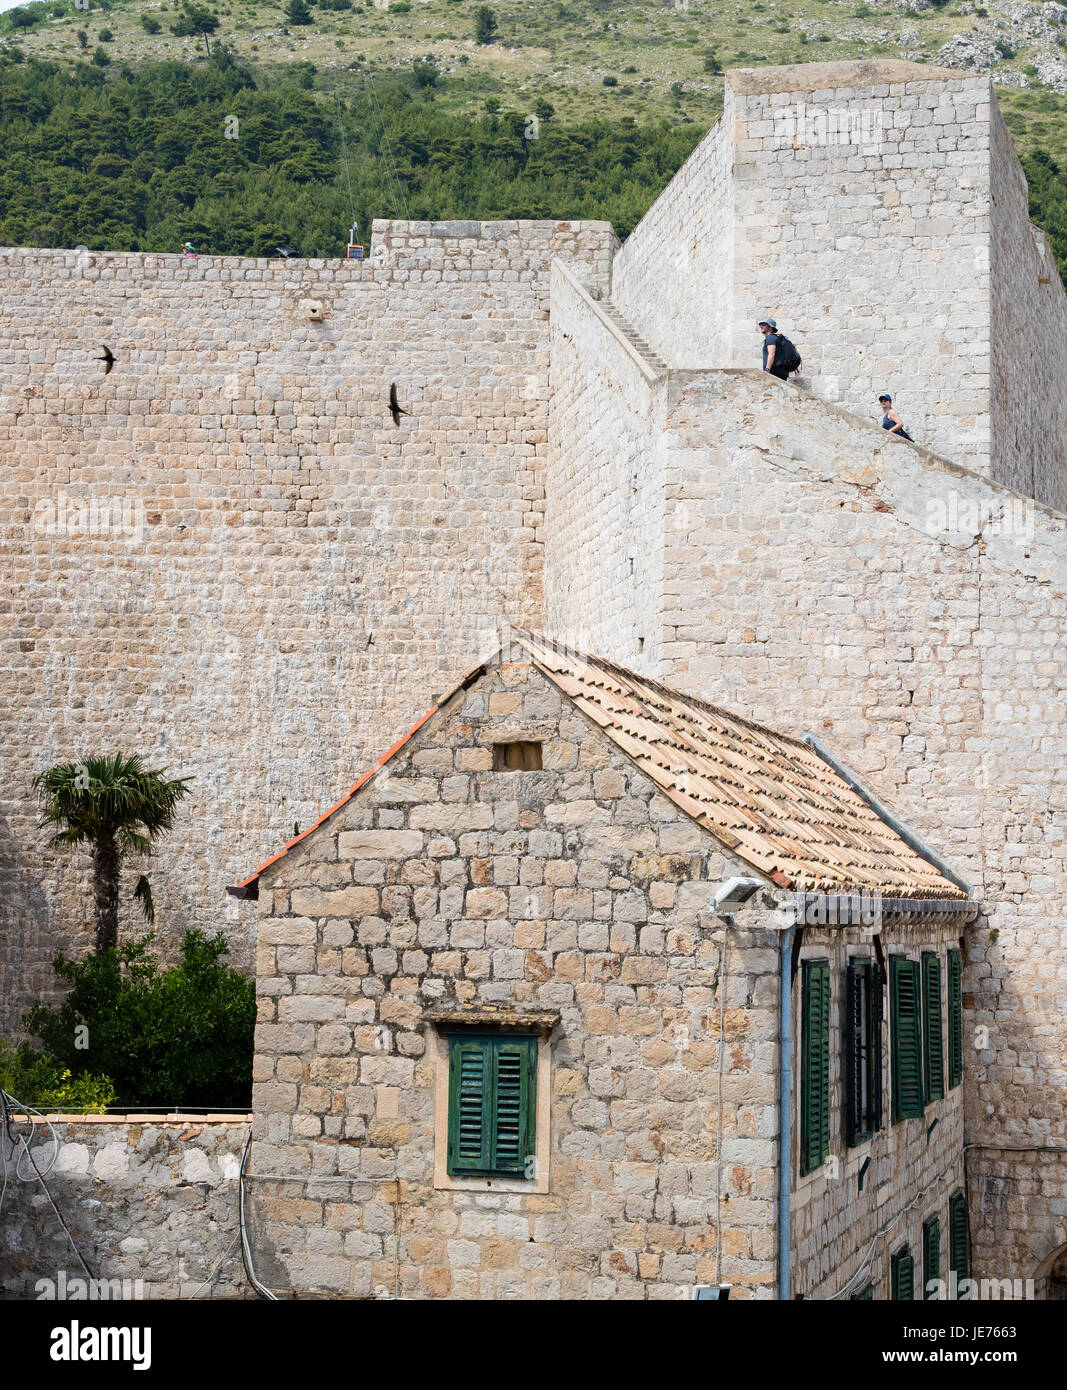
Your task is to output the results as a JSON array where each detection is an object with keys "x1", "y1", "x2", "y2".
[
  {"x1": 725, "y1": 59, "x2": 977, "y2": 96},
  {"x1": 17, "y1": 1112, "x2": 253, "y2": 1125}
]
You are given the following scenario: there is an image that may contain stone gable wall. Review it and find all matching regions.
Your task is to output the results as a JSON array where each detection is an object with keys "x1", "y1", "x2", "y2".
[{"x1": 249, "y1": 661, "x2": 780, "y2": 1299}]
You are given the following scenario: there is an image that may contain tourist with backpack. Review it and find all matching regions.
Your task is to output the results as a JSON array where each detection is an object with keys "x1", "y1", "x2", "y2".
[
  {"x1": 759, "y1": 318, "x2": 801, "y2": 380},
  {"x1": 877, "y1": 393, "x2": 914, "y2": 441}
]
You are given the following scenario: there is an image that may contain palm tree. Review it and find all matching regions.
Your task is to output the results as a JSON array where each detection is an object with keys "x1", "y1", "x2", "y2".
[{"x1": 34, "y1": 755, "x2": 193, "y2": 954}]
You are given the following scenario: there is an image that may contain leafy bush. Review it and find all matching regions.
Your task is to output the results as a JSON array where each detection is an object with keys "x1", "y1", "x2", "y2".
[
  {"x1": 602, "y1": 74, "x2": 618, "y2": 86},
  {"x1": 141, "y1": 15, "x2": 163, "y2": 32},
  {"x1": 98, "y1": 27, "x2": 113, "y2": 41},
  {"x1": 0, "y1": 1041, "x2": 114, "y2": 1113},
  {"x1": 25, "y1": 930, "x2": 256, "y2": 1108},
  {"x1": 412, "y1": 57, "x2": 439, "y2": 88},
  {"x1": 92, "y1": 45, "x2": 109, "y2": 65}
]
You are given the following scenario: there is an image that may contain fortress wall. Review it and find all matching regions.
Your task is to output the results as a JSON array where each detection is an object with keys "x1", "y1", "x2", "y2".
[
  {"x1": 989, "y1": 102, "x2": 1067, "y2": 514},
  {"x1": 726, "y1": 68, "x2": 993, "y2": 476},
  {"x1": 647, "y1": 370, "x2": 1067, "y2": 1284},
  {"x1": 0, "y1": 221, "x2": 616, "y2": 1033},
  {"x1": 610, "y1": 101, "x2": 734, "y2": 369},
  {"x1": 544, "y1": 262, "x2": 667, "y2": 669}
]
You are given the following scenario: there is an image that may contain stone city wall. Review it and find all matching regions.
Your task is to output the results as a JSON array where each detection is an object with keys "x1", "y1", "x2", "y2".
[{"x1": 0, "y1": 219, "x2": 616, "y2": 1033}]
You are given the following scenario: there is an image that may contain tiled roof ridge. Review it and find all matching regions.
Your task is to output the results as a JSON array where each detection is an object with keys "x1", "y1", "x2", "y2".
[{"x1": 512, "y1": 628, "x2": 818, "y2": 754}]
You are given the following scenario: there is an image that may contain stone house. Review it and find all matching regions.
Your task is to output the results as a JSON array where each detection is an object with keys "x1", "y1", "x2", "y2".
[{"x1": 234, "y1": 631, "x2": 976, "y2": 1299}]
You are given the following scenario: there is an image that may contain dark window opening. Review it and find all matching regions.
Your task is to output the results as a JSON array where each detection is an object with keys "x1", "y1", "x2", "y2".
[
  {"x1": 493, "y1": 741, "x2": 543, "y2": 771},
  {"x1": 845, "y1": 958, "x2": 883, "y2": 1145}
]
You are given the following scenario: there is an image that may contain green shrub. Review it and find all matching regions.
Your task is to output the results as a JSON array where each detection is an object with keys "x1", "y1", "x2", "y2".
[
  {"x1": 473, "y1": 4, "x2": 496, "y2": 44},
  {"x1": 98, "y1": 27, "x2": 113, "y2": 40},
  {"x1": 25, "y1": 930, "x2": 256, "y2": 1108},
  {"x1": 141, "y1": 15, "x2": 163, "y2": 32},
  {"x1": 0, "y1": 1041, "x2": 114, "y2": 1113},
  {"x1": 92, "y1": 45, "x2": 110, "y2": 65},
  {"x1": 602, "y1": 74, "x2": 617, "y2": 86}
]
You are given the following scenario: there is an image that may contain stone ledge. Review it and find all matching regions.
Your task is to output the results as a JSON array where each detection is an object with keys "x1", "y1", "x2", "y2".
[
  {"x1": 423, "y1": 1004, "x2": 561, "y2": 1033},
  {"x1": 18, "y1": 1112, "x2": 253, "y2": 1125}
]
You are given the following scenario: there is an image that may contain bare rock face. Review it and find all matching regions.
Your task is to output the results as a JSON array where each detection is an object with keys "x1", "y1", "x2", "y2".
[{"x1": 938, "y1": 0, "x2": 1067, "y2": 92}]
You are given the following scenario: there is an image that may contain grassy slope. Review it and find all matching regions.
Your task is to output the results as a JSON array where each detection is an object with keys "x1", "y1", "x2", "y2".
[{"x1": 3, "y1": 0, "x2": 1067, "y2": 202}]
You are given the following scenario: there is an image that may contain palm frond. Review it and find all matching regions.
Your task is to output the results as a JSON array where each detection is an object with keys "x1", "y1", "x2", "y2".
[{"x1": 133, "y1": 874, "x2": 155, "y2": 925}]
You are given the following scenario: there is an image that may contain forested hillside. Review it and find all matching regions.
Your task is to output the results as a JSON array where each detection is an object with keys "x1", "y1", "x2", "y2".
[
  {"x1": 0, "y1": 51, "x2": 703, "y2": 252},
  {"x1": 1, "y1": 0, "x2": 1066, "y2": 276}
]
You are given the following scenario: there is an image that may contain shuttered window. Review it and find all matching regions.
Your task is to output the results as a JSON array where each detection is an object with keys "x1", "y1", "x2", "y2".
[
  {"x1": 845, "y1": 959, "x2": 883, "y2": 1145},
  {"x1": 890, "y1": 956, "x2": 924, "y2": 1122},
  {"x1": 922, "y1": 952, "x2": 945, "y2": 1104},
  {"x1": 800, "y1": 959, "x2": 831, "y2": 1175},
  {"x1": 891, "y1": 1247, "x2": 915, "y2": 1301},
  {"x1": 949, "y1": 1190, "x2": 970, "y2": 1288},
  {"x1": 922, "y1": 1217, "x2": 941, "y2": 1300},
  {"x1": 851, "y1": 1283, "x2": 875, "y2": 1301},
  {"x1": 446, "y1": 1033, "x2": 537, "y2": 1179},
  {"x1": 947, "y1": 948, "x2": 964, "y2": 1090}
]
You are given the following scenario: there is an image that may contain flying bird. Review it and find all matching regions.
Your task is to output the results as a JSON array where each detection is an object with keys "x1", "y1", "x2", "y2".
[
  {"x1": 388, "y1": 382, "x2": 410, "y2": 428},
  {"x1": 277, "y1": 246, "x2": 299, "y2": 258},
  {"x1": 98, "y1": 345, "x2": 115, "y2": 375}
]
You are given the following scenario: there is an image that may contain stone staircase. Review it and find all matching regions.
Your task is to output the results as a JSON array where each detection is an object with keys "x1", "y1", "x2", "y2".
[{"x1": 594, "y1": 296, "x2": 669, "y2": 377}]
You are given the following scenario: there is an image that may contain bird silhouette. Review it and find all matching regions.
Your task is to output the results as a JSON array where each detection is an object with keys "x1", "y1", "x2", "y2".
[
  {"x1": 389, "y1": 382, "x2": 410, "y2": 427},
  {"x1": 98, "y1": 345, "x2": 115, "y2": 375},
  {"x1": 277, "y1": 246, "x2": 299, "y2": 258}
]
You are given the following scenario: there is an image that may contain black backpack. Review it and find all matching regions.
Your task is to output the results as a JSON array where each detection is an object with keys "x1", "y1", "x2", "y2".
[{"x1": 774, "y1": 334, "x2": 802, "y2": 375}]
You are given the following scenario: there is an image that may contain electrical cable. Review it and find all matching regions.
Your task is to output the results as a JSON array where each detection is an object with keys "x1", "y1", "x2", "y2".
[
  {"x1": 1, "y1": 1088, "x2": 95, "y2": 1280},
  {"x1": 239, "y1": 1128, "x2": 278, "y2": 1300},
  {"x1": 185, "y1": 1234, "x2": 241, "y2": 1300},
  {"x1": 363, "y1": 65, "x2": 409, "y2": 220},
  {"x1": 334, "y1": 88, "x2": 360, "y2": 244}
]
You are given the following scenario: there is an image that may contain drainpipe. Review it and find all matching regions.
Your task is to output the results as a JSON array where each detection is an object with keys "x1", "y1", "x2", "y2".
[{"x1": 778, "y1": 925, "x2": 794, "y2": 1301}]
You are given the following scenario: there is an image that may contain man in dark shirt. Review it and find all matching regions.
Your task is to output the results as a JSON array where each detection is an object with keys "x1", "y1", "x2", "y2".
[{"x1": 759, "y1": 318, "x2": 789, "y2": 380}]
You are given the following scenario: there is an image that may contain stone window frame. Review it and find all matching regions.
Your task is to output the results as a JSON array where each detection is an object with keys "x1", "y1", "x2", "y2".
[{"x1": 426, "y1": 1006, "x2": 557, "y2": 1196}]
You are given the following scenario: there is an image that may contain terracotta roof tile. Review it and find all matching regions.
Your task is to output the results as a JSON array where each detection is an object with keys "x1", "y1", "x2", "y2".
[{"x1": 513, "y1": 630, "x2": 965, "y2": 900}]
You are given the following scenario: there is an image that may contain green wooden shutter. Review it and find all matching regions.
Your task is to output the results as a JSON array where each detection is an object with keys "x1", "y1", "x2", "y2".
[
  {"x1": 850, "y1": 1283, "x2": 874, "y2": 1300},
  {"x1": 947, "y1": 949, "x2": 964, "y2": 1090},
  {"x1": 446, "y1": 1034, "x2": 537, "y2": 1178},
  {"x1": 448, "y1": 1037, "x2": 491, "y2": 1173},
  {"x1": 949, "y1": 1190, "x2": 970, "y2": 1286},
  {"x1": 890, "y1": 956, "x2": 924, "y2": 1122},
  {"x1": 800, "y1": 959, "x2": 831, "y2": 1174},
  {"x1": 891, "y1": 1247, "x2": 915, "y2": 1301},
  {"x1": 922, "y1": 953, "x2": 944, "y2": 1103},
  {"x1": 490, "y1": 1038, "x2": 535, "y2": 1174},
  {"x1": 869, "y1": 961, "x2": 884, "y2": 1133},
  {"x1": 922, "y1": 1217, "x2": 941, "y2": 1299}
]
